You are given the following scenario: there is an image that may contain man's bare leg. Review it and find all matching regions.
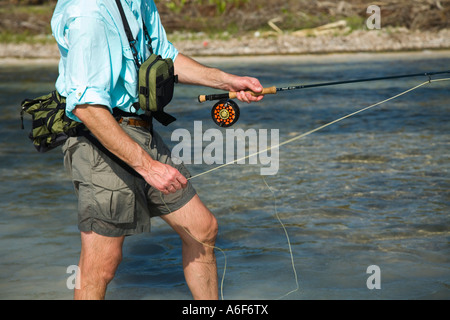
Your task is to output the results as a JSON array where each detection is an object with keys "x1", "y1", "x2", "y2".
[
  {"x1": 74, "y1": 231, "x2": 125, "y2": 300},
  {"x1": 161, "y1": 195, "x2": 219, "y2": 300}
]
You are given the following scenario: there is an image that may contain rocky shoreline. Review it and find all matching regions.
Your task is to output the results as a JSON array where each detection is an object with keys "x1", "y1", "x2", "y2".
[
  {"x1": 1, "y1": 28, "x2": 449, "y2": 60},
  {"x1": 176, "y1": 28, "x2": 450, "y2": 56}
]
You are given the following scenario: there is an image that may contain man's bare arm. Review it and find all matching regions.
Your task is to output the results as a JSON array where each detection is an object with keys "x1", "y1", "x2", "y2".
[
  {"x1": 71, "y1": 54, "x2": 263, "y2": 194},
  {"x1": 174, "y1": 53, "x2": 264, "y2": 103},
  {"x1": 72, "y1": 104, "x2": 187, "y2": 194}
]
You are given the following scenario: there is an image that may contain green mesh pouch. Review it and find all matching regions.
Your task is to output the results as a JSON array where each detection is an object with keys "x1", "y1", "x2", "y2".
[
  {"x1": 138, "y1": 54, "x2": 177, "y2": 125},
  {"x1": 20, "y1": 91, "x2": 82, "y2": 152}
]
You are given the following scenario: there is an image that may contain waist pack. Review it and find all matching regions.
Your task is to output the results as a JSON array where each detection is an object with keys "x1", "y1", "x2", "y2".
[
  {"x1": 20, "y1": 91, "x2": 144, "y2": 178},
  {"x1": 20, "y1": 91, "x2": 82, "y2": 153}
]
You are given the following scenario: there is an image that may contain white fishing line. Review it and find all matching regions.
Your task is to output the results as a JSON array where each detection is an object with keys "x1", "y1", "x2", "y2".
[
  {"x1": 168, "y1": 78, "x2": 450, "y2": 300},
  {"x1": 159, "y1": 193, "x2": 227, "y2": 300},
  {"x1": 189, "y1": 78, "x2": 450, "y2": 181},
  {"x1": 262, "y1": 176, "x2": 300, "y2": 299}
]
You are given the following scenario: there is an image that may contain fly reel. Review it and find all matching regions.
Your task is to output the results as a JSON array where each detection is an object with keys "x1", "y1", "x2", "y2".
[{"x1": 211, "y1": 99, "x2": 240, "y2": 127}]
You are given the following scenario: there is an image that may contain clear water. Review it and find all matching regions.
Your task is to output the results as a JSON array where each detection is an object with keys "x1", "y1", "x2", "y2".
[{"x1": 0, "y1": 51, "x2": 449, "y2": 299}]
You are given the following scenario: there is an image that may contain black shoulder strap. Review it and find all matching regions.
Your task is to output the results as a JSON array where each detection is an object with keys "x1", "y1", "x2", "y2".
[
  {"x1": 115, "y1": 0, "x2": 141, "y2": 67},
  {"x1": 143, "y1": 23, "x2": 153, "y2": 55},
  {"x1": 114, "y1": 0, "x2": 176, "y2": 127},
  {"x1": 115, "y1": 0, "x2": 154, "y2": 67}
]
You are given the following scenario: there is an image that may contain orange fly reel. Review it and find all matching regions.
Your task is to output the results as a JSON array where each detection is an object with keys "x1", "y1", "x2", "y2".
[{"x1": 211, "y1": 99, "x2": 240, "y2": 127}]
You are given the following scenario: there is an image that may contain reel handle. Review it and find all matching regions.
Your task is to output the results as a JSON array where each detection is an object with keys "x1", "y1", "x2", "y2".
[{"x1": 198, "y1": 86, "x2": 277, "y2": 103}]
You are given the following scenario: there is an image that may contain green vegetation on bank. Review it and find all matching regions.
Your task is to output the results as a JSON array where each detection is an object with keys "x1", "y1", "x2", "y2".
[
  {"x1": 0, "y1": 1, "x2": 54, "y2": 43},
  {"x1": 0, "y1": 0, "x2": 448, "y2": 44},
  {"x1": 164, "y1": 0, "x2": 249, "y2": 14}
]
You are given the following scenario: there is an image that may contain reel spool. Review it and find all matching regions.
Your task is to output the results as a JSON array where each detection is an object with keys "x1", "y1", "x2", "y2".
[{"x1": 211, "y1": 99, "x2": 240, "y2": 127}]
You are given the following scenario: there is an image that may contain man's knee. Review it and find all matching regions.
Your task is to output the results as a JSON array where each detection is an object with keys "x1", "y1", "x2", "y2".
[
  {"x1": 101, "y1": 251, "x2": 122, "y2": 283},
  {"x1": 185, "y1": 212, "x2": 218, "y2": 248},
  {"x1": 80, "y1": 249, "x2": 122, "y2": 288},
  {"x1": 80, "y1": 232, "x2": 124, "y2": 284},
  {"x1": 204, "y1": 214, "x2": 219, "y2": 245}
]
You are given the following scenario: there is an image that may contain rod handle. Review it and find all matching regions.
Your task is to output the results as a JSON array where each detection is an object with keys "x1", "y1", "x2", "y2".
[
  {"x1": 198, "y1": 86, "x2": 277, "y2": 103},
  {"x1": 228, "y1": 86, "x2": 277, "y2": 99}
]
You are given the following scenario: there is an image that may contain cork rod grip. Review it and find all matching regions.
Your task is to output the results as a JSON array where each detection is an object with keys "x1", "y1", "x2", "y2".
[
  {"x1": 198, "y1": 86, "x2": 277, "y2": 103},
  {"x1": 228, "y1": 86, "x2": 277, "y2": 99}
]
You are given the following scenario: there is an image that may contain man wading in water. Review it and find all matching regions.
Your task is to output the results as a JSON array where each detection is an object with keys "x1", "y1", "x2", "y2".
[{"x1": 51, "y1": 0, "x2": 263, "y2": 300}]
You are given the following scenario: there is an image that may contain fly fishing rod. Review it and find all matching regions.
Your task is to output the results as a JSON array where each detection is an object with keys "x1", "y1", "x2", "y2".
[{"x1": 199, "y1": 70, "x2": 450, "y2": 127}]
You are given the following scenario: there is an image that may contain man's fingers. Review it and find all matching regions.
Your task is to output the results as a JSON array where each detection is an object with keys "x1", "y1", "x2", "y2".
[
  {"x1": 231, "y1": 76, "x2": 264, "y2": 103},
  {"x1": 249, "y1": 79, "x2": 263, "y2": 94},
  {"x1": 163, "y1": 177, "x2": 187, "y2": 195},
  {"x1": 177, "y1": 175, "x2": 189, "y2": 188},
  {"x1": 144, "y1": 162, "x2": 188, "y2": 194},
  {"x1": 162, "y1": 173, "x2": 186, "y2": 194},
  {"x1": 236, "y1": 90, "x2": 264, "y2": 104},
  {"x1": 236, "y1": 91, "x2": 250, "y2": 103}
]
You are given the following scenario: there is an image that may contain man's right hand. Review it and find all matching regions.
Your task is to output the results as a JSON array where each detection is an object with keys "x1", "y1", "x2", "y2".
[
  {"x1": 140, "y1": 160, "x2": 188, "y2": 195},
  {"x1": 73, "y1": 104, "x2": 187, "y2": 194}
]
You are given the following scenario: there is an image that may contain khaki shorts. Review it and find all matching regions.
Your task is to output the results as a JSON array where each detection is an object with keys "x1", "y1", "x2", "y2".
[{"x1": 62, "y1": 119, "x2": 197, "y2": 237}]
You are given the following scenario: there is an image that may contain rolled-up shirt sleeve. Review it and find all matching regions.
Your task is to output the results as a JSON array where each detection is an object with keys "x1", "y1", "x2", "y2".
[{"x1": 64, "y1": 17, "x2": 115, "y2": 122}]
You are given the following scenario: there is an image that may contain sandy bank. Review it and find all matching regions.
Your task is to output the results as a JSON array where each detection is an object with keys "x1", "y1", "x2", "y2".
[
  {"x1": 176, "y1": 29, "x2": 450, "y2": 56},
  {"x1": 1, "y1": 28, "x2": 449, "y2": 60}
]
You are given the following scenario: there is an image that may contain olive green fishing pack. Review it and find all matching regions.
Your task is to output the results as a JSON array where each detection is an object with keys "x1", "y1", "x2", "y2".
[
  {"x1": 138, "y1": 54, "x2": 176, "y2": 114},
  {"x1": 20, "y1": 91, "x2": 82, "y2": 153}
]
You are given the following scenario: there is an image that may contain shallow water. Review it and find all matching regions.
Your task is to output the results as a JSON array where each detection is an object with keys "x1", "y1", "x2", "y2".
[{"x1": 0, "y1": 51, "x2": 449, "y2": 300}]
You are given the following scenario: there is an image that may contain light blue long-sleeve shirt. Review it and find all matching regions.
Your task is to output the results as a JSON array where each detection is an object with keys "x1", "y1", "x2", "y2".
[{"x1": 51, "y1": 0, "x2": 179, "y2": 122}]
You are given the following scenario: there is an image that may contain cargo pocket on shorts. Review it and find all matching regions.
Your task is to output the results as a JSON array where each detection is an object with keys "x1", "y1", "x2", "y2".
[{"x1": 91, "y1": 172, "x2": 136, "y2": 224}]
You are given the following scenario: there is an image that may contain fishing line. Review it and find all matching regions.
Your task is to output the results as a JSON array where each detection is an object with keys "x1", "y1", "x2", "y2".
[
  {"x1": 159, "y1": 77, "x2": 449, "y2": 300},
  {"x1": 182, "y1": 77, "x2": 450, "y2": 299},
  {"x1": 200, "y1": 70, "x2": 450, "y2": 128},
  {"x1": 189, "y1": 77, "x2": 450, "y2": 180},
  {"x1": 262, "y1": 176, "x2": 299, "y2": 299},
  {"x1": 159, "y1": 193, "x2": 227, "y2": 300}
]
